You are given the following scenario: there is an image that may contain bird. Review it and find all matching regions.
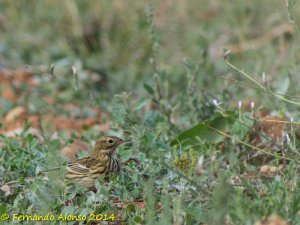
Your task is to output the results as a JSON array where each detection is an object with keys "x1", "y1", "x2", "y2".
[{"x1": 65, "y1": 136, "x2": 129, "y2": 189}]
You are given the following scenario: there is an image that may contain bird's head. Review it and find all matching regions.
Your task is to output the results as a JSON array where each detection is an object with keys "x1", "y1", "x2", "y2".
[{"x1": 92, "y1": 136, "x2": 129, "y2": 156}]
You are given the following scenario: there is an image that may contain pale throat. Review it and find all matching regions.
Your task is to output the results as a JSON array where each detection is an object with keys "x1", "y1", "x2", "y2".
[{"x1": 91, "y1": 146, "x2": 118, "y2": 160}]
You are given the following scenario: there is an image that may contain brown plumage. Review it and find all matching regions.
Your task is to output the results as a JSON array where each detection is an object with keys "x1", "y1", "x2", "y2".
[{"x1": 65, "y1": 136, "x2": 128, "y2": 189}]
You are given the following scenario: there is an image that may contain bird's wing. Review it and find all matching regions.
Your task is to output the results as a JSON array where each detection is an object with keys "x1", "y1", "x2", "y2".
[
  {"x1": 66, "y1": 157, "x2": 93, "y2": 177},
  {"x1": 67, "y1": 163, "x2": 90, "y2": 174},
  {"x1": 66, "y1": 157, "x2": 106, "y2": 178}
]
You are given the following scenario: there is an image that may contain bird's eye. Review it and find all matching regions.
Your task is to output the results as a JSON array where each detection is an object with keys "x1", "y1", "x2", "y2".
[{"x1": 107, "y1": 139, "x2": 114, "y2": 144}]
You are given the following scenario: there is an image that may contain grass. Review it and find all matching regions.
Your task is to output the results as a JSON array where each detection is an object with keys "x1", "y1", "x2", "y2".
[{"x1": 0, "y1": 1, "x2": 300, "y2": 224}]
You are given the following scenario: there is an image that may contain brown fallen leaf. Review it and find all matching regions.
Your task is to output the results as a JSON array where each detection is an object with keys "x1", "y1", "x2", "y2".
[
  {"x1": 255, "y1": 215, "x2": 289, "y2": 225},
  {"x1": 43, "y1": 115, "x2": 100, "y2": 132},
  {"x1": 93, "y1": 123, "x2": 111, "y2": 133},
  {"x1": 227, "y1": 24, "x2": 293, "y2": 56},
  {"x1": 4, "y1": 127, "x2": 41, "y2": 139},
  {"x1": 1, "y1": 81, "x2": 18, "y2": 101},
  {"x1": 4, "y1": 106, "x2": 27, "y2": 125},
  {"x1": 113, "y1": 199, "x2": 146, "y2": 209},
  {"x1": 249, "y1": 115, "x2": 286, "y2": 146},
  {"x1": 0, "y1": 184, "x2": 11, "y2": 197},
  {"x1": 258, "y1": 115, "x2": 286, "y2": 142},
  {"x1": 61, "y1": 140, "x2": 89, "y2": 160},
  {"x1": 259, "y1": 164, "x2": 285, "y2": 176},
  {"x1": 0, "y1": 68, "x2": 34, "y2": 83},
  {"x1": 0, "y1": 69, "x2": 37, "y2": 102},
  {"x1": 260, "y1": 165, "x2": 270, "y2": 174}
]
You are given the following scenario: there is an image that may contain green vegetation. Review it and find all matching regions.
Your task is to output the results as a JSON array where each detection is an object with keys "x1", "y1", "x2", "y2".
[{"x1": 0, "y1": 1, "x2": 300, "y2": 224}]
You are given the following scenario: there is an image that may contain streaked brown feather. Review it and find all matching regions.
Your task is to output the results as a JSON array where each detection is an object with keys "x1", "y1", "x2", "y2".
[{"x1": 64, "y1": 136, "x2": 126, "y2": 189}]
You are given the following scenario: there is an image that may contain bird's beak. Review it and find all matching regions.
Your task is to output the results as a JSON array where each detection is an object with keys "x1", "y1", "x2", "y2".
[{"x1": 118, "y1": 139, "x2": 131, "y2": 144}]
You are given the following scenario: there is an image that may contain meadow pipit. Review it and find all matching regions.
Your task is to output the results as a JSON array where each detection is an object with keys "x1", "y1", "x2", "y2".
[{"x1": 65, "y1": 136, "x2": 129, "y2": 189}]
